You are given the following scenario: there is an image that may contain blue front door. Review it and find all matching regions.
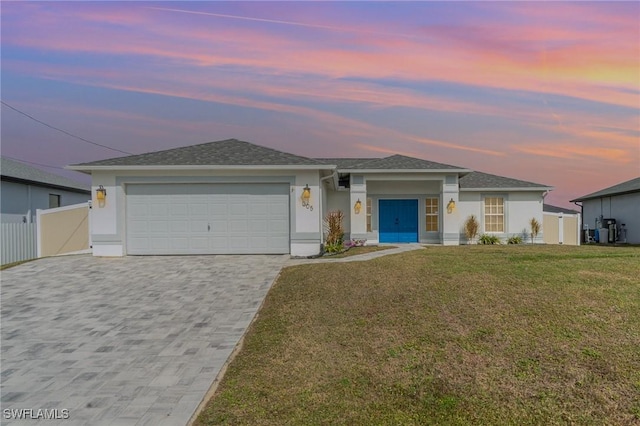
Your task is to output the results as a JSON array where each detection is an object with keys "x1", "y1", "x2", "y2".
[{"x1": 379, "y1": 199, "x2": 419, "y2": 243}]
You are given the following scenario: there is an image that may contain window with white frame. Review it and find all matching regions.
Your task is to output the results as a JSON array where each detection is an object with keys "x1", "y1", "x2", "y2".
[
  {"x1": 484, "y1": 197, "x2": 504, "y2": 232},
  {"x1": 366, "y1": 198, "x2": 372, "y2": 232},
  {"x1": 425, "y1": 197, "x2": 438, "y2": 232}
]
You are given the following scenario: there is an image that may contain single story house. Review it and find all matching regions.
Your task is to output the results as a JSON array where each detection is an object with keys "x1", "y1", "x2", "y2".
[
  {"x1": 1, "y1": 157, "x2": 91, "y2": 223},
  {"x1": 68, "y1": 139, "x2": 552, "y2": 257},
  {"x1": 570, "y1": 177, "x2": 640, "y2": 244}
]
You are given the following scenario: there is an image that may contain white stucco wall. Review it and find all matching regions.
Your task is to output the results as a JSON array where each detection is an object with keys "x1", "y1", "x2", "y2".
[
  {"x1": 457, "y1": 192, "x2": 482, "y2": 243},
  {"x1": 349, "y1": 175, "x2": 367, "y2": 238},
  {"x1": 441, "y1": 175, "x2": 460, "y2": 245},
  {"x1": 293, "y1": 171, "x2": 321, "y2": 256},
  {"x1": 294, "y1": 170, "x2": 320, "y2": 233},
  {"x1": 325, "y1": 189, "x2": 350, "y2": 236},
  {"x1": 581, "y1": 192, "x2": 640, "y2": 243},
  {"x1": 458, "y1": 191, "x2": 545, "y2": 243},
  {"x1": 91, "y1": 172, "x2": 118, "y2": 234},
  {"x1": 366, "y1": 180, "x2": 440, "y2": 194},
  {"x1": 507, "y1": 192, "x2": 545, "y2": 242}
]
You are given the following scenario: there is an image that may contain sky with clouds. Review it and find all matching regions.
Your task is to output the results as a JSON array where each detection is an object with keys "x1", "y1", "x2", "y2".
[{"x1": 1, "y1": 1, "x2": 638, "y2": 207}]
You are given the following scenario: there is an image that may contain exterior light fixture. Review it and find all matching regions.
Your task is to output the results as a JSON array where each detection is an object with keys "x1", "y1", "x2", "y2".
[
  {"x1": 96, "y1": 185, "x2": 107, "y2": 201},
  {"x1": 446, "y1": 198, "x2": 456, "y2": 214},
  {"x1": 354, "y1": 199, "x2": 362, "y2": 214},
  {"x1": 301, "y1": 184, "x2": 313, "y2": 210}
]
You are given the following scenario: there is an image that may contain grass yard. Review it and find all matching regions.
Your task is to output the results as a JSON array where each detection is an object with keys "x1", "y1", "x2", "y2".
[{"x1": 195, "y1": 245, "x2": 640, "y2": 425}]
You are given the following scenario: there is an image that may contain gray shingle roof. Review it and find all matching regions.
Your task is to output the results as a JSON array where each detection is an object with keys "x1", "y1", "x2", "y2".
[
  {"x1": 570, "y1": 177, "x2": 640, "y2": 202},
  {"x1": 315, "y1": 158, "x2": 379, "y2": 168},
  {"x1": 460, "y1": 171, "x2": 551, "y2": 190},
  {"x1": 544, "y1": 204, "x2": 579, "y2": 214},
  {"x1": 318, "y1": 154, "x2": 466, "y2": 170},
  {"x1": 1, "y1": 157, "x2": 90, "y2": 192},
  {"x1": 72, "y1": 139, "x2": 326, "y2": 167},
  {"x1": 66, "y1": 138, "x2": 552, "y2": 193}
]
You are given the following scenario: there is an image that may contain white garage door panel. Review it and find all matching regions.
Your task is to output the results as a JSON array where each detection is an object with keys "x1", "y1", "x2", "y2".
[{"x1": 126, "y1": 183, "x2": 290, "y2": 254}]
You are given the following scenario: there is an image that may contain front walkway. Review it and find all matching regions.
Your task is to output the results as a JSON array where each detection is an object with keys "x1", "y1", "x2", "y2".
[{"x1": 289, "y1": 243, "x2": 425, "y2": 265}]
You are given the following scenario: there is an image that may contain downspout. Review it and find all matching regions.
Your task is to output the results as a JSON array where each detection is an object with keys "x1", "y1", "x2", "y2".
[{"x1": 319, "y1": 170, "x2": 337, "y2": 245}]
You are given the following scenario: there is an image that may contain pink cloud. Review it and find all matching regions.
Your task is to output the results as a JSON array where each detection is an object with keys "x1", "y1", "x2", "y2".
[{"x1": 4, "y1": 2, "x2": 637, "y2": 110}]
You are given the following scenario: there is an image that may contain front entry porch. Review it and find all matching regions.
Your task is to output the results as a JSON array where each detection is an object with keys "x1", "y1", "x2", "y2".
[{"x1": 378, "y1": 199, "x2": 419, "y2": 243}]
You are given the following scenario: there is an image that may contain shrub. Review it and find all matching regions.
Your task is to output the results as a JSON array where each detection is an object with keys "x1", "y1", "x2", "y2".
[
  {"x1": 324, "y1": 242, "x2": 343, "y2": 254},
  {"x1": 530, "y1": 217, "x2": 541, "y2": 244},
  {"x1": 324, "y1": 210, "x2": 345, "y2": 253},
  {"x1": 507, "y1": 235, "x2": 523, "y2": 244},
  {"x1": 478, "y1": 234, "x2": 501, "y2": 245},
  {"x1": 464, "y1": 215, "x2": 480, "y2": 244}
]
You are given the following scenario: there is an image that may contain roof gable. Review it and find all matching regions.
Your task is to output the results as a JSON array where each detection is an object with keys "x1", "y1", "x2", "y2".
[
  {"x1": 460, "y1": 171, "x2": 551, "y2": 190},
  {"x1": 318, "y1": 154, "x2": 466, "y2": 170},
  {"x1": 72, "y1": 139, "x2": 326, "y2": 168},
  {"x1": 571, "y1": 177, "x2": 640, "y2": 202},
  {"x1": 1, "y1": 157, "x2": 90, "y2": 192}
]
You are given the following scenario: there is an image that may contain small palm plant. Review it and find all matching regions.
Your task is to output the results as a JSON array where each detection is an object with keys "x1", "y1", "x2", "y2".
[
  {"x1": 464, "y1": 215, "x2": 480, "y2": 245},
  {"x1": 323, "y1": 210, "x2": 345, "y2": 253},
  {"x1": 530, "y1": 217, "x2": 541, "y2": 244}
]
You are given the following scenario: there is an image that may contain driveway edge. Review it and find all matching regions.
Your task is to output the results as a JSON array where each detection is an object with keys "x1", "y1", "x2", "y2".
[{"x1": 186, "y1": 267, "x2": 285, "y2": 425}]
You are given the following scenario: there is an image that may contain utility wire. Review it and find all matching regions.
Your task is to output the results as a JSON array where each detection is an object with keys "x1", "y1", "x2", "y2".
[
  {"x1": 1, "y1": 100, "x2": 133, "y2": 155},
  {"x1": 2, "y1": 155, "x2": 66, "y2": 170}
]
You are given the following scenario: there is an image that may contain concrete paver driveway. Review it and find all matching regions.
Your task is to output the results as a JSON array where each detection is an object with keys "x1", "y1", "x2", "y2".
[{"x1": 1, "y1": 254, "x2": 287, "y2": 425}]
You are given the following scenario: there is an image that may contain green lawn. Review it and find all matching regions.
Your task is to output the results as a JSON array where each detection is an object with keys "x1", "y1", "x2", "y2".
[{"x1": 195, "y1": 245, "x2": 640, "y2": 425}]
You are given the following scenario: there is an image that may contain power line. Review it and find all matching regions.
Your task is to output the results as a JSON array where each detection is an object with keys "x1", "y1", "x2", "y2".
[
  {"x1": 1, "y1": 100, "x2": 133, "y2": 155},
  {"x1": 2, "y1": 155, "x2": 66, "y2": 170}
]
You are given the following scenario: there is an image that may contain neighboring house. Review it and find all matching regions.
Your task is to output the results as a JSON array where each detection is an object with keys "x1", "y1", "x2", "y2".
[
  {"x1": 1, "y1": 157, "x2": 91, "y2": 223},
  {"x1": 570, "y1": 177, "x2": 640, "y2": 244},
  {"x1": 68, "y1": 139, "x2": 552, "y2": 257}
]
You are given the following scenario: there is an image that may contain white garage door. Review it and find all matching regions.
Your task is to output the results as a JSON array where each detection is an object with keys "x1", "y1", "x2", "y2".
[{"x1": 126, "y1": 183, "x2": 290, "y2": 255}]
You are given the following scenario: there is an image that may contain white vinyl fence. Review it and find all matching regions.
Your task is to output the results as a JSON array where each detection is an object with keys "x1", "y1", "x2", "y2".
[{"x1": 1, "y1": 223, "x2": 37, "y2": 265}]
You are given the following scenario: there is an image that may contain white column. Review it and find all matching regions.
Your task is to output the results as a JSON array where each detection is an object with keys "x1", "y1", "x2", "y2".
[
  {"x1": 291, "y1": 171, "x2": 322, "y2": 257},
  {"x1": 442, "y1": 176, "x2": 460, "y2": 245},
  {"x1": 350, "y1": 175, "x2": 367, "y2": 239}
]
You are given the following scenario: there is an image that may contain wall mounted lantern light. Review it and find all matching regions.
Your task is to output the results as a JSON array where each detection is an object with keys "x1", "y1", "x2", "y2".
[
  {"x1": 446, "y1": 198, "x2": 456, "y2": 214},
  {"x1": 301, "y1": 184, "x2": 313, "y2": 210},
  {"x1": 96, "y1": 185, "x2": 107, "y2": 201},
  {"x1": 354, "y1": 199, "x2": 362, "y2": 214}
]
